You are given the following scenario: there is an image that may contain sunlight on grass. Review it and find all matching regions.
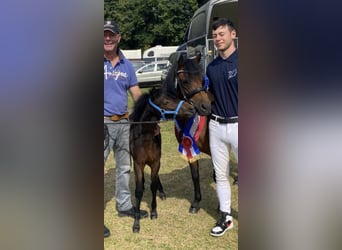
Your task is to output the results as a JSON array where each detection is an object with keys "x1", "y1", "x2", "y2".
[{"x1": 104, "y1": 88, "x2": 238, "y2": 249}]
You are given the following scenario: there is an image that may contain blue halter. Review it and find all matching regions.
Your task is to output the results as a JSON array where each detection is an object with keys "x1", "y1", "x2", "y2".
[
  {"x1": 204, "y1": 75, "x2": 210, "y2": 91},
  {"x1": 148, "y1": 98, "x2": 184, "y2": 121}
]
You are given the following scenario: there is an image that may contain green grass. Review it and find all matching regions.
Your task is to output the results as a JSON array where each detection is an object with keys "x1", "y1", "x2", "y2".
[
  {"x1": 128, "y1": 87, "x2": 150, "y2": 110},
  {"x1": 104, "y1": 89, "x2": 238, "y2": 249}
]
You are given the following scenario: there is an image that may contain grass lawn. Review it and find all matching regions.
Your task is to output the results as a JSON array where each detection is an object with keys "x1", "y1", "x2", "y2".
[{"x1": 104, "y1": 88, "x2": 238, "y2": 249}]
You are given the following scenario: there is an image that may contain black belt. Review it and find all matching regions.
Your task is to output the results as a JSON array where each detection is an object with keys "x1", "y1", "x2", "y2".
[{"x1": 210, "y1": 115, "x2": 238, "y2": 124}]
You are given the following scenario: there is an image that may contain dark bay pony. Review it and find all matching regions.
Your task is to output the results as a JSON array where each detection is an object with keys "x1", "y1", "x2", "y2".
[
  {"x1": 163, "y1": 52, "x2": 213, "y2": 213},
  {"x1": 129, "y1": 87, "x2": 195, "y2": 233}
]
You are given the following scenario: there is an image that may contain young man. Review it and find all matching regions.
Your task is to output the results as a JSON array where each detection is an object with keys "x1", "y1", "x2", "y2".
[
  {"x1": 206, "y1": 18, "x2": 238, "y2": 237},
  {"x1": 103, "y1": 20, "x2": 147, "y2": 237}
]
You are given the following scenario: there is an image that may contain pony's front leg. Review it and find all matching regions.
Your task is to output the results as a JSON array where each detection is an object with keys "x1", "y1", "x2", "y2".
[
  {"x1": 133, "y1": 167, "x2": 144, "y2": 233},
  {"x1": 189, "y1": 160, "x2": 201, "y2": 213}
]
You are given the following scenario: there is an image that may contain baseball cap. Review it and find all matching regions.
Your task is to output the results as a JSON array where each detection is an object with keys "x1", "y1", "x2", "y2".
[{"x1": 104, "y1": 20, "x2": 120, "y2": 34}]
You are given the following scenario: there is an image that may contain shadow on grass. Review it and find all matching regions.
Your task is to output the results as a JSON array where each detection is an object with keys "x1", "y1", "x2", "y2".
[
  {"x1": 104, "y1": 168, "x2": 115, "y2": 209},
  {"x1": 104, "y1": 157, "x2": 238, "y2": 221}
]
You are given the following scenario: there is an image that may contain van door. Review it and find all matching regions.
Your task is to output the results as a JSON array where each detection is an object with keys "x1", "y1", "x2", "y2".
[{"x1": 186, "y1": 0, "x2": 238, "y2": 71}]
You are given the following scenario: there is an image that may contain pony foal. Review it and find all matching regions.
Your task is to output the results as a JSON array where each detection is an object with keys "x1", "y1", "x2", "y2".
[{"x1": 129, "y1": 87, "x2": 195, "y2": 233}]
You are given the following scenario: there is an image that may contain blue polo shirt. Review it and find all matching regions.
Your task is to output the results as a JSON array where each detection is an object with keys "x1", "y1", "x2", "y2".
[
  {"x1": 206, "y1": 49, "x2": 238, "y2": 118},
  {"x1": 104, "y1": 51, "x2": 138, "y2": 116}
]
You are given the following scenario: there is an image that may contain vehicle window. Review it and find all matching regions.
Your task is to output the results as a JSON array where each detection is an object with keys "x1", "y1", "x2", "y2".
[
  {"x1": 141, "y1": 64, "x2": 154, "y2": 73},
  {"x1": 131, "y1": 61, "x2": 145, "y2": 71},
  {"x1": 157, "y1": 64, "x2": 167, "y2": 71},
  {"x1": 188, "y1": 11, "x2": 206, "y2": 40}
]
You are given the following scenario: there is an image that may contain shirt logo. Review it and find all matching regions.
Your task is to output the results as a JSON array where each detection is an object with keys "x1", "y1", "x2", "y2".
[
  {"x1": 104, "y1": 65, "x2": 128, "y2": 80},
  {"x1": 228, "y1": 68, "x2": 237, "y2": 79}
]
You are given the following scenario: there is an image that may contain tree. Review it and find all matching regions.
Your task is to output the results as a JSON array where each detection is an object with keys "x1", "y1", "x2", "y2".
[{"x1": 104, "y1": 0, "x2": 198, "y2": 50}]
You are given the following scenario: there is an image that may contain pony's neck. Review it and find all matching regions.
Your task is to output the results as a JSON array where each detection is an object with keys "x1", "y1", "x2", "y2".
[
  {"x1": 141, "y1": 109, "x2": 161, "y2": 122},
  {"x1": 176, "y1": 117, "x2": 190, "y2": 127}
]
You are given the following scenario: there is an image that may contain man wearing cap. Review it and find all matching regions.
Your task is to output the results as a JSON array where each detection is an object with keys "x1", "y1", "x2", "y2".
[{"x1": 103, "y1": 20, "x2": 147, "y2": 238}]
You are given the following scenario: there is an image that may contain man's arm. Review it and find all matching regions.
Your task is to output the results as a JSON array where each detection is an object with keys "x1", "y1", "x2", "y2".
[{"x1": 129, "y1": 85, "x2": 142, "y2": 103}]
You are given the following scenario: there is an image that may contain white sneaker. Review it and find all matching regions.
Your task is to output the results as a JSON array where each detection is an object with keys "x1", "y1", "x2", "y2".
[{"x1": 210, "y1": 213, "x2": 234, "y2": 237}]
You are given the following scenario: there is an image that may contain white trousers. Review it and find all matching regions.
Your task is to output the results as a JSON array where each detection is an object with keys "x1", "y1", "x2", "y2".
[{"x1": 209, "y1": 120, "x2": 238, "y2": 214}]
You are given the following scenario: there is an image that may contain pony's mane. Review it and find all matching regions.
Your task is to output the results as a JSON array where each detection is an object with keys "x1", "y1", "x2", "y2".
[
  {"x1": 130, "y1": 92, "x2": 149, "y2": 122},
  {"x1": 130, "y1": 88, "x2": 163, "y2": 122}
]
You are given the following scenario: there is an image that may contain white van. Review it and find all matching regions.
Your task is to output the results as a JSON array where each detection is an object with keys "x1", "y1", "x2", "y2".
[
  {"x1": 184, "y1": 0, "x2": 238, "y2": 71},
  {"x1": 143, "y1": 45, "x2": 178, "y2": 63}
]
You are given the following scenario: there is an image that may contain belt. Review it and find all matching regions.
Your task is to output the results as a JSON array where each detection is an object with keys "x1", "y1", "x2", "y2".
[
  {"x1": 104, "y1": 112, "x2": 129, "y2": 121},
  {"x1": 210, "y1": 114, "x2": 238, "y2": 124}
]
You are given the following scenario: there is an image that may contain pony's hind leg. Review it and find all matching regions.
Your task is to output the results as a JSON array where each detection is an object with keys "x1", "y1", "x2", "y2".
[
  {"x1": 233, "y1": 175, "x2": 238, "y2": 185},
  {"x1": 157, "y1": 176, "x2": 166, "y2": 200},
  {"x1": 142, "y1": 174, "x2": 145, "y2": 191}
]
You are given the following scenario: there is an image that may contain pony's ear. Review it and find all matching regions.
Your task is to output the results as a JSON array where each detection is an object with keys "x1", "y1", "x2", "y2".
[
  {"x1": 168, "y1": 52, "x2": 177, "y2": 65},
  {"x1": 177, "y1": 52, "x2": 185, "y2": 69},
  {"x1": 188, "y1": 51, "x2": 201, "y2": 64},
  {"x1": 194, "y1": 52, "x2": 201, "y2": 64}
]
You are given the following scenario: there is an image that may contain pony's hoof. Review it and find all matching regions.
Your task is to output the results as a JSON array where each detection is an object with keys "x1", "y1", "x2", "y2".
[
  {"x1": 189, "y1": 206, "x2": 200, "y2": 214},
  {"x1": 133, "y1": 225, "x2": 140, "y2": 233},
  {"x1": 159, "y1": 192, "x2": 166, "y2": 200},
  {"x1": 233, "y1": 176, "x2": 238, "y2": 185},
  {"x1": 150, "y1": 212, "x2": 158, "y2": 220}
]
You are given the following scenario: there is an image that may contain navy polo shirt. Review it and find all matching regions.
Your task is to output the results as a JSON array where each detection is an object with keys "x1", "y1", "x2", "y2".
[{"x1": 206, "y1": 49, "x2": 238, "y2": 118}]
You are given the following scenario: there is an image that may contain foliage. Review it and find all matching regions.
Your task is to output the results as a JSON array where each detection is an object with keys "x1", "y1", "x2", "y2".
[{"x1": 104, "y1": 0, "x2": 198, "y2": 50}]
